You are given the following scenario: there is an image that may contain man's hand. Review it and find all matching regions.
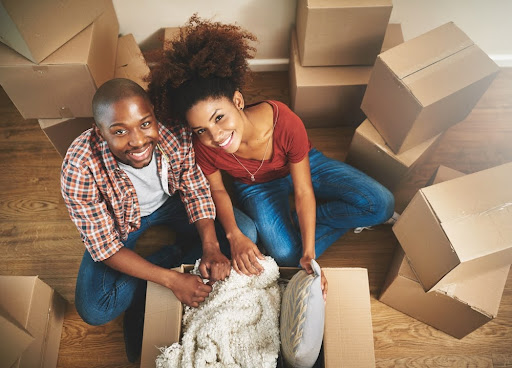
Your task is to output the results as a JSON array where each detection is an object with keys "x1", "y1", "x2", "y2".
[
  {"x1": 230, "y1": 232, "x2": 265, "y2": 276},
  {"x1": 170, "y1": 272, "x2": 212, "y2": 308},
  {"x1": 199, "y1": 248, "x2": 231, "y2": 284}
]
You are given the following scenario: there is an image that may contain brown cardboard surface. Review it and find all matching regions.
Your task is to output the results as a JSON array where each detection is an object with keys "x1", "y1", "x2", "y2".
[
  {"x1": 0, "y1": 0, "x2": 106, "y2": 63},
  {"x1": 163, "y1": 27, "x2": 180, "y2": 50},
  {"x1": 38, "y1": 118, "x2": 94, "y2": 157},
  {"x1": 393, "y1": 162, "x2": 512, "y2": 291},
  {"x1": 141, "y1": 266, "x2": 375, "y2": 368},
  {"x1": 115, "y1": 34, "x2": 151, "y2": 90},
  {"x1": 345, "y1": 119, "x2": 441, "y2": 190},
  {"x1": 0, "y1": 312, "x2": 34, "y2": 368},
  {"x1": 361, "y1": 22, "x2": 500, "y2": 154},
  {"x1": 0, "y1": 276, "x2": 67, "y2": 368},
  {"x1": 379, "y1": 246, "x2": 510, "y2": 339},
  {"x1": 426, "y1": 165, "x2": 466, "y2": 186},
  {"x1": 296, "y1": 0, "x2": 392, "y2": 66},
  {"x1": 289, "y1": 24, "x2": 403, "y2": 128},
  {"x1": 0, "y1": 0, "x2": 118, "y2": 119}
]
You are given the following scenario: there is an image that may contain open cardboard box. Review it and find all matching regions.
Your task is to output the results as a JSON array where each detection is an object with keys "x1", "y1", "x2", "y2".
[
  {"x1": 0, "y1": 0, "x2": 118, "y2": 119},
  {"x1": 361, "y1": 22, "x2": 500, "y2": 154},
  {"x1": 141, "y1": 266, "x2": 375, "y2": 368},
  {"x1": 295, "y1": 0, "x2": 392, "y2": 66},
  {"x1": 289, "y1": 24, "x2": 404, "y2": 128},
  {"x1": 393, "y1": 162, "x2": 512, "y2": 292},
  {"x1": 346, "y1": 118, "x2": 441, "y2": 190},
  {"x1": 0, "y1": 276, "x2": 67, "y2": 368}
]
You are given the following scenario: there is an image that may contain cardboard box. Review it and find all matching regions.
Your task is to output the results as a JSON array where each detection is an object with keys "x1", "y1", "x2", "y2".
[
  {"x1": 0, "y1": 0, "x2": 118, "y2": 119},
  {"x1": 141, "y1": 266, "x2": 375, "y2": 368},
  {"x1": 380, "y1": 245, "x2": 510, "y2": 339},
  {"x1": 296, "y1": 0, "x2": 392, "y2": 66},
  {"x1": 115, "y1": 34, "x2": 151, "y2": 90},
  {"x1": 0, "y1": 276, "x2": 67, "y2": 368},
  {"x1": 361, "y1": 22, "x2": 500, "y2": 154},
  {"x1": 163, "y1": 27, "x2": 180, "y2": 51},
  {"x1": 393, "y1": 162, "x2": 512, "y2": 292},
  {"x1": 290, "y1": 24, "x2": 403, "y2": 128},
  {"x1": 345, "y1": 119, "x2": 441, "y2": 190},
  {"x1": 38, "y1": 118, "x2": 93, "y2": 157},
  {"x1": 0, "y1": 312, "x2": 34, "y2": 368},
  {"x1": 0, "y1": 0, "x2": 106, "y2": 63},
  {"x1": 426, "y1": 165, "x2": 465, "y2": 186}
]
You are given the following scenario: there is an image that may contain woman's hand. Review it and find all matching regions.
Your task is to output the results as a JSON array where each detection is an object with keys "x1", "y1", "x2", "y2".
[
  {"x1": 300, "y1": 256, "x2": 328, "y2": 302},
  {"x1": 230, "y1": 232, "x2": 265, "y2": 276},
  {"x1": 199, "y1": 248, "x2": 231, "y2": 285}
]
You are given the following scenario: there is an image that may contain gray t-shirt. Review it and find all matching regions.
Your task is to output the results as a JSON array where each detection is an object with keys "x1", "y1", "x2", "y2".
[{"x1": 118, "y1": 152, "x2": 168, "y2": 217}]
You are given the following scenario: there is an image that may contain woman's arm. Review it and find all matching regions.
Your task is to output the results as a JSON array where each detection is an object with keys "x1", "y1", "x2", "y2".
[{"x1": 207, "y1": 170, "x2": 264, "y2": 275}]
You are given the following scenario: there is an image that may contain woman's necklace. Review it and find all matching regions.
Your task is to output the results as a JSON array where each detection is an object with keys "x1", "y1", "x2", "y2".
[{"x1": 231, "y1": 102, "x2": 279, "y2": 182}]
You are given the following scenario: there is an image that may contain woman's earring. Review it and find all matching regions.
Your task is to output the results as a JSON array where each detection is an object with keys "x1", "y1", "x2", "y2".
[{"x1": 240, "y1": 107, "x2": 243, "y2": 110}]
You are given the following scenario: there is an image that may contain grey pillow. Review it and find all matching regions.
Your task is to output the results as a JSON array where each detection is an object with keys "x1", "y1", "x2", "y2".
[{"x1": 280, "y1": 259, "x2": 325, "y2": 368}]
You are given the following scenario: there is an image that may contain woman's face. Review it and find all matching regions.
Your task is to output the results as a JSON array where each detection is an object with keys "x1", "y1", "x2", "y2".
[{"x1": 186, "y1": 94, "x2": 244, "y2": 154}]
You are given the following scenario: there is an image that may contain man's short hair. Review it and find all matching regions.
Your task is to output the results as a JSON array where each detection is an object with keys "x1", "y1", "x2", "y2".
[{"x1": 92, "y1": 78, "x2": 150, "y2": 125}]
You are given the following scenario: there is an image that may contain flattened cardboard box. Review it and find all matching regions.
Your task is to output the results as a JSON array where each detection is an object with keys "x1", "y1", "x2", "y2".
[
  {"x1": 296, "y1": 0, "x2": 392, "y2": 66},
  {"x1": 380, "y1": 245, "x2": 510, "y2": 339},
  {"x1": 115, "y1": 34, "x2": 151, "y2": 90},
  {"x1": 0, "y1": 276, "x2": 67, "y2": 368},
  {"x1": 0, "y1": 0, "x2": 118, "y2": 119},
  {"x1": 361, "y1": 22, "x2": 500, "y2": 154},
  {"x1": 0, "y1": 0, "x2": 106, "y2": 63},
  {"x1": 38, "y1": 118, "x2": 94, "y2": 157},
  {"x1": 290, "y1": 24, "x2": 403, "y2": 128},
  {"x1": 345, "y1": 119, "x2": 441, "y2": 190},
  {"x1": 141, "y1": 267, "x2": 375, "y2": 368},
  {"x1": 393, "y1": 162, "x2": 512, "y2": 292}
]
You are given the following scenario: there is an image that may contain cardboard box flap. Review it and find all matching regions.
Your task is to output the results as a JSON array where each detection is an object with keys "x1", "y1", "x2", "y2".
[
  {"x1": 427, "y1": 165, "x2": 465, "y2": 186},
  {"x1": 422, "y1": 163, "x2": 512, "y2": 261},
  {"x1": 308, "y1": 0, "x2": 391, "y2": 8},
  {"x1": 0, "y1": 312, "x2": 34, "y2": 368},
  {"x1": 0, "y1": 276, "x2": 37, "y2": 325},
  {"x1": 323, "y1": 268, "x2": 375, "y2": 367},
  {"x1": 381, "y1": 24, "x2": 404, "y2": 52},
  {"x1": 380, "y1": 22, "x2": 474, "y2": 80},
  {"x1": 434, "y1": 265, "x2": 510, "y2": 318},
  {"x1": 403, "y1": 45, "x2": 499, "y2": 107},
  {"x1": 115, "y1": 33, "x2": 150, "y2": 89}
]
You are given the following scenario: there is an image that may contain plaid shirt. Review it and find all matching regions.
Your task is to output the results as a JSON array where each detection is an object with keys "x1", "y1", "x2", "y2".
[{"x1": 61, "y1": 123, "x2": 215, "y2": 262}]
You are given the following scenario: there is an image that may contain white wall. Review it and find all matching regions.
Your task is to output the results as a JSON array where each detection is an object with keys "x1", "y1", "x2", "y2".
[{"x1": 113, "y1": 0, "x2": 512, "y2": 69}]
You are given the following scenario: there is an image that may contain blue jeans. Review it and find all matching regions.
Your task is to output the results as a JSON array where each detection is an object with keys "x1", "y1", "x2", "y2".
[
  {"x1": 233, "y1": 148, "x2": 394, "y2": 267},
  {"x1": 75, "y1": 194, "x2": 257, "y2": 326}
]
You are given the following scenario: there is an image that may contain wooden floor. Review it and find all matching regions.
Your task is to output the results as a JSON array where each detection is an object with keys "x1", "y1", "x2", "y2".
[{"x1": 1, "y1": 69, "x2": 512, "y2": 367}]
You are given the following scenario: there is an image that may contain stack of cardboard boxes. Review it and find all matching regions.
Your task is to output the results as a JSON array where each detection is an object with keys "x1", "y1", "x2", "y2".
[
  {"x1": 346, "y1": 22, "x2": 500, "y2": 190},
  {"x1": 381, "y1": 163, "x2": 512, "y2": 338},
  {"x1": 0, "y1": 0, "x2": 151, "y2": 157}
]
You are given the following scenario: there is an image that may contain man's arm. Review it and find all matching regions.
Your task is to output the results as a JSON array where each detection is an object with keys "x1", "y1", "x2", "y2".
[
  {"x1": 194, "y1": 218, "x2": 231, "y2": 283},
  {"x1": 103, "y1": 248, "x2": 211, "y2": 307}
]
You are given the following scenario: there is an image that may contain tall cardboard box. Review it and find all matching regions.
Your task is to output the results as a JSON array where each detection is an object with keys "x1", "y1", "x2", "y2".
[
  {"x1": 289, "y1": 24, "x2": 403, "y2": 128},
  {"x1": 0, "y1": 276, "x2": 67, "y2": 368},
  {"x1": 115, "y1": 34, "x2": 151, "y2": 90},
  {"x1": 361, "y1": 22, "x2": 500, "y2": 154},
  {"x1": 141, "y1": 267, "x2": 375, "y2": 368},
  {"x1": 345, "y1": 119, "x2": 441, "y2": 190},
  {"x1": 0, "y1": 0, "x2": 118, "y2": 119},
  {"x1": 296, "y1": 0, "x2": 392, "y2": 66},
  {"x1": 393, "y1": 162, "x2": 512, "y2": 292},
  {"x1": 163, "y1": 27, "x2": 180, "y2": 51},
  {"x1": 0, "y1": 0, "x2": 106, "y2": 63},
  {"x1": 380, "y1": 245, "x2": 510, "y2": 339},
  {"x1": 38, "y1": 118, "x2": 93, "y2": 157}
]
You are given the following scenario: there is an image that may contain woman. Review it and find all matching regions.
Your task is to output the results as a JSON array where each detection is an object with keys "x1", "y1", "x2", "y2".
[{"x1": 148, "y1": 16, "x2": 395, "y2": 292}]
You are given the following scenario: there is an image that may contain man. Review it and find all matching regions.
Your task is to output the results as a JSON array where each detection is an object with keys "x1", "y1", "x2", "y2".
[{"x1": 61, "y1": 78, "x2": 256, "y2": 362}]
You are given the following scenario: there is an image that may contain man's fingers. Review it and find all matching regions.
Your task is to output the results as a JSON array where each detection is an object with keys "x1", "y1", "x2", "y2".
[{"x1": 198, "y1": 263, "x2": 210, "y2": 280}]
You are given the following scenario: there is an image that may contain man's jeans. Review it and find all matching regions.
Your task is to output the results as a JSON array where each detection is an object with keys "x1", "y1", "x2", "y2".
[
  {"x1": 233, "y1": 148, "x2": 394, "y2": 267},
  {"x1": 75, "y1": 194, "x2": 257, "y2": 325}
]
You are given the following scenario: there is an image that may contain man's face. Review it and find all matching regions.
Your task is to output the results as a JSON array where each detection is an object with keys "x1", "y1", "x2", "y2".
[{"x1": 95, "y1": 96, "x2": 159, "y2": 168}]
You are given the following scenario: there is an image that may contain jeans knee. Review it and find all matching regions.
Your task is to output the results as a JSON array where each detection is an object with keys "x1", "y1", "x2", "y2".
[
  {"x1": 374, "y1": 187, "x2": 395, "y2": 222},
  {"x1": 235, "y1": 209, "x2": 258, "y2": 243},
  {"x1": 75, "y1": 301, "x2": 113, "y2": 326},
  {"x1": 264, "y1": 244, "x2": 301, "y2": 267}
]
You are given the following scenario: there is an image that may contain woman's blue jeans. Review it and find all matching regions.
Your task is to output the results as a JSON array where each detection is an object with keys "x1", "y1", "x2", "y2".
[
  {"x1": 233, "y1": 148, "x2": 394, "y2": 267},
  {"x1": 74, "y1": 194, "x2": 257, "y2": 326}
]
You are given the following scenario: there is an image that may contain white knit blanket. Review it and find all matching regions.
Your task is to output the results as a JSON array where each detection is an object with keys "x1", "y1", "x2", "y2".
[{"x1": 156, "y1": 257, "x2": 281, "y2": 368}]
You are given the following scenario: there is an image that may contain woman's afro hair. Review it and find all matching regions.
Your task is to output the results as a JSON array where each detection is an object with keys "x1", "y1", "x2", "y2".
[{"x1": 147, "y1": 15, "x2": 257, "y2": 125}]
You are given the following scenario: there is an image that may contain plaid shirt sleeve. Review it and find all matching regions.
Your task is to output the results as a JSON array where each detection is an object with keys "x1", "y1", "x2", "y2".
[
  {"x1": 61, "y1": 160, "x2": 124, "y2": 262},
  {"x1": 175, "y1": 130, "x2": 216, "y2": 223}
]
